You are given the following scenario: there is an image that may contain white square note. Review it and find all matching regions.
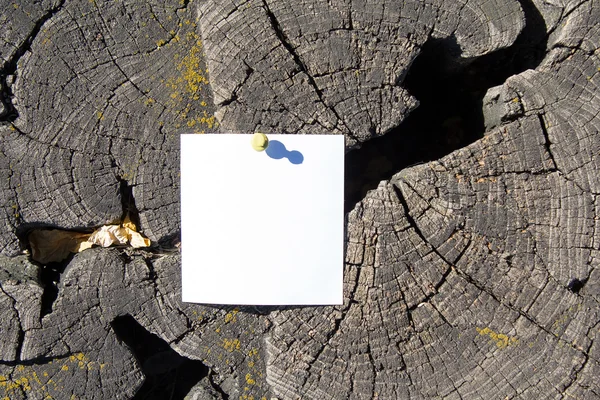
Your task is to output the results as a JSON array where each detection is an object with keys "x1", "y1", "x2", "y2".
[{"x1": 180, "y1": 134, "x2": 344, "y2": 305}]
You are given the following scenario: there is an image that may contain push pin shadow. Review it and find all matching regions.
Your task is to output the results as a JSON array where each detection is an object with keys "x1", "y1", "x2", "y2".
[
  {"x1": 251, "y1": 132, "x2": 304, "y2": 164},
  {"x1": 251, "y1": 132, "x2": 269, "y2": 151}
]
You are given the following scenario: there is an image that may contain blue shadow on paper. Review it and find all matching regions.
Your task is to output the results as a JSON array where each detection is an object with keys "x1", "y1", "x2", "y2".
[{"x1": 266, "y1": 140, "x2": 304, "y2": 165}]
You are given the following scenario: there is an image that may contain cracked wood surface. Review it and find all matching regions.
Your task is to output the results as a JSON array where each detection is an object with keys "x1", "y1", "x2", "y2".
[
  {"x1": 1, "y1": 0, "x2": 600, "y2": 399},
  {"x1": 199, "y1": 0, "x2": 523, "y2": 147}
]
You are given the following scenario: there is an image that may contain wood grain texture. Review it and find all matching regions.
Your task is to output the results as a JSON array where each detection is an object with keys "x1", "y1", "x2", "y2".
[
  {"x1": 197, "y1": 0, "x2": 524, "y2": 147},
  {"x1": 0, "y1": 0, "x2": 217, "y2": 254},
  {"x1": 1, "y1": 0, "x2": 600, "y2": 398}
]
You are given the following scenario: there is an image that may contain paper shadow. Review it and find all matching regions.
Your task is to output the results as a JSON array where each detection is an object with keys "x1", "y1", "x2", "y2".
[
  {"x1": 266, "y1": 140, "x2": 304, "y2": 164},
  {"x1": 203, "y1": 304, "x2": 317, "y2": 315}
]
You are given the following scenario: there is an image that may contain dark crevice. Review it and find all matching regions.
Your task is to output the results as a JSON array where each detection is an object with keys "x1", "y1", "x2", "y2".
[
  {"x1": 0, "y1": 0, "x2": 66, "y2": 122},
  {"x1": 537, "y1": 113, "x2": 558, "y2": 169},
  {"x1": 567, "y1": 278, "x2": 587, "y2": 294},
  {"x1": 0, "y1": 352, "x2": 78, "y2": 366},
  {"x1": 175, "y1": 0, "x2": 191, "y2": 12},
  {"x1": 399, "y1": 288, "x2": 416, "y2": 332},
  {"x1": 219, "y1": 92, "x2": 237, "y2": 108},
  {"x1": 344, "y1": 0, "x2": 548, "y2": 213},
  {"x1": 111, "y1": 314, "x2": 208, "y2": 400},
  {"x1": 365, "y1": 343, "x2": 377, "y2": 397},
  {"x1": 15, "y1": 223, "x2": 94, "y2": 317},
  {"x1": 119, "y1": 178, "x2": 142, "y2": 228},
  {"x1": 39, "y1": 264, "x2": 60, "y2": 317},
  {"x1": 141, "y1": 256, "x2": 160, "y2": 299},
  {"x1": 38, "y1": 256, "x2": 74, "y2": 317}
]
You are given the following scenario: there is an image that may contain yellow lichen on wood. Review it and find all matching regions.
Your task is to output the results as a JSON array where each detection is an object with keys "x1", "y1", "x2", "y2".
[
  {"x1": 223, "y1": 338, "x2": 241, "y2": 352},
  {"x1": 179, "y1": 35, "x2": 209, "y2": 95},
  {"x1": 0, "y1": 373, "x2": 31, "y2": 394},
  {"x1": 0, "y1": 353, "x2": 107, "y2": 398},
  {"x1": 162, "y1": 29, "x2": 217, "y2": 132},
  {"x1": 225, "y1": 309, "x2": 239, "y2": 323},
  {"x1": 165, "y1": 32, "x2": 209, "y2": 101},
  {"x1": 476, "y1": 327, "x2": 518, "y2": 349}
]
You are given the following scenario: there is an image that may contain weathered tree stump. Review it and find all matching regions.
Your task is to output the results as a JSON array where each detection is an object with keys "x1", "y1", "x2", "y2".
[{"x1": 1, "y1": 0, "x2": 599, "y2": 399}]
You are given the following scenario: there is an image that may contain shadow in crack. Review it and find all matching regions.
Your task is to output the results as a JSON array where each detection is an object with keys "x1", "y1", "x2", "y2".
[
  {"x1": 14, "y1": 222, "x2": 91, "y2": 317},
  {"x1": 39, "y1": 260, "x2": 68, "y2": 317},
  {"x1": 111, "y1": 315, "x2": 208, "y2": 400},
  {"x1": 344, "y1": 0, "x2": 547, "y2": 213}
]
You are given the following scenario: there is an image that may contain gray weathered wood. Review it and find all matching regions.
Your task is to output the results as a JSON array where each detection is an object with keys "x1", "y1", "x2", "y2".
[
  {"x1": 198, "y1": 0, "x2": 524, "y2": 147},
  {"x1": 1, "y1": 0, "x2": 599, "y2": 398},
  {"x1": 1, "y1": 0, "x2": 217, "y2": 254}
]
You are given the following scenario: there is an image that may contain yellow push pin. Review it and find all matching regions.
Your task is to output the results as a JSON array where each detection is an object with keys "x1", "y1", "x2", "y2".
[{"x1": 251, "y1": 132, "x2": 269, "y2": 151}]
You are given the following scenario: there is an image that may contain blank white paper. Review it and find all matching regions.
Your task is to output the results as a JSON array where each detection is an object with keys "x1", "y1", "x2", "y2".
[{"x1": 180, "y1": 134, "x2": 344, "y2": 305}]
